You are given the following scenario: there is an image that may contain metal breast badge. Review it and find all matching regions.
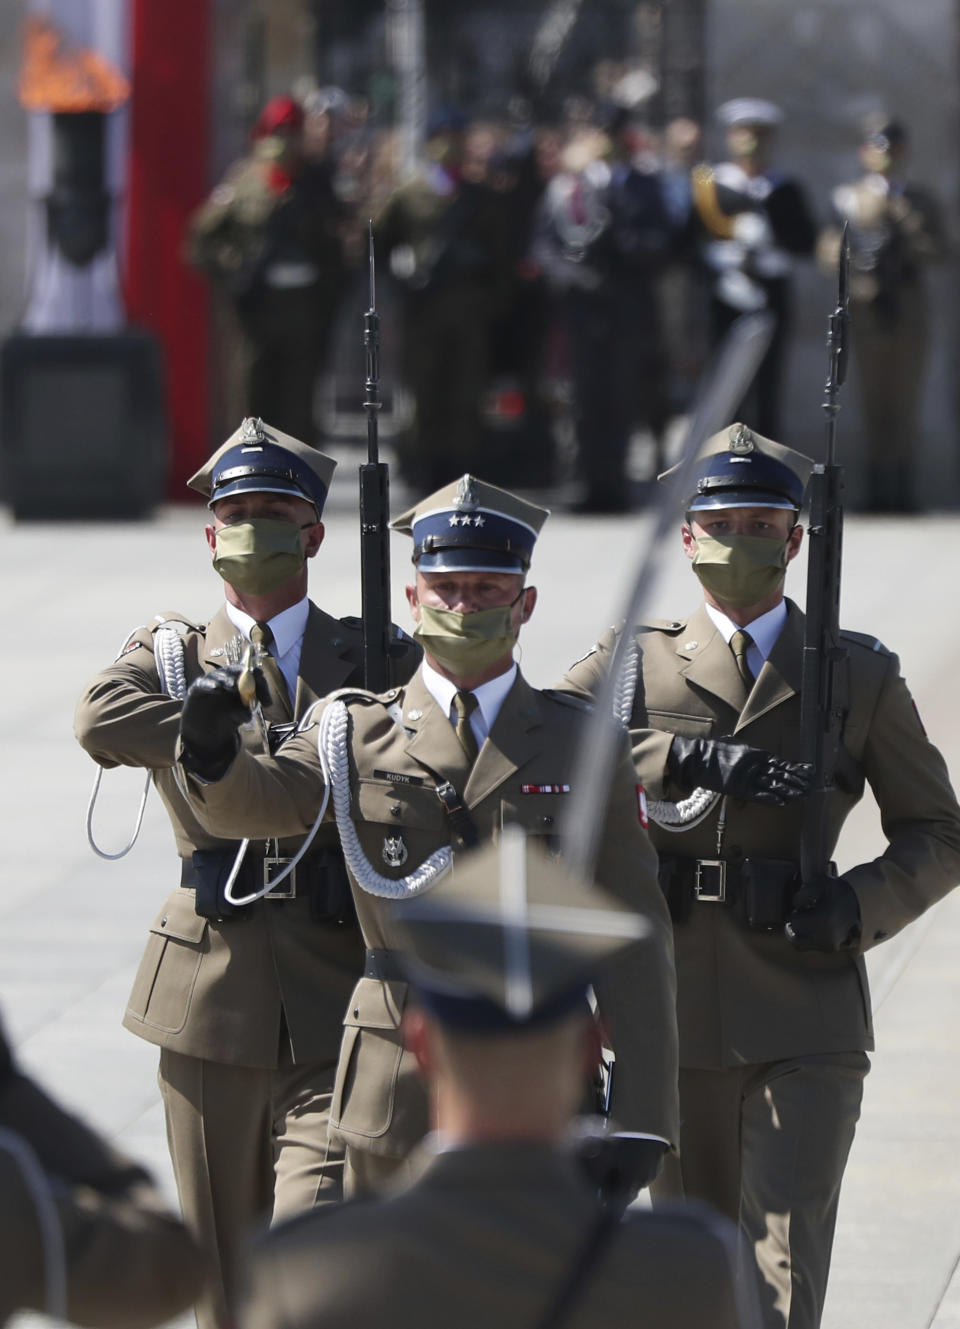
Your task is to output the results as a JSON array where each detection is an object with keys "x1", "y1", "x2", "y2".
[{"x1": 382, "y1": 835, "x2": 409, "y2": 868}]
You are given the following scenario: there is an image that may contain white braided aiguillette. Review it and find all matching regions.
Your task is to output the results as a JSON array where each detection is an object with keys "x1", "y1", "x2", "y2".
[{"x1": 319, "y1": 700, "x2": 451, "y2": 899}]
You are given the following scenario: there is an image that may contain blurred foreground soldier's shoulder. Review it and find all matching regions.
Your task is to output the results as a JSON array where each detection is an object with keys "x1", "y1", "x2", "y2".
[
  {"x1": 240, "y1": 835, "x2": 755, "y2": 1329},
  {"x1": 0, "y1": 1017, "x2": 204, "y2": 1328}
]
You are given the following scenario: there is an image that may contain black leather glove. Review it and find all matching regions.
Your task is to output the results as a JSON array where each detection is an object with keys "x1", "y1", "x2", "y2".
[
  {"x1": 785, "y1": 875, "x2": 861, "y2": 952},
  {"x1": 667, "y1": 735, "x2": 814, "y2": 806},
  {"x1": 575, "y1": 1128, "x2": 668, "y2": 1207},
  {"x1": 179, "y1": 665, "x2": 267, "y2": 780}
]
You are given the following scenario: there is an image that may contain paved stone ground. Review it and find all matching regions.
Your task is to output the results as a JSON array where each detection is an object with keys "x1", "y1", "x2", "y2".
[{"x1": 2, "y1": 496, "x2": 958, "y2": 1327}]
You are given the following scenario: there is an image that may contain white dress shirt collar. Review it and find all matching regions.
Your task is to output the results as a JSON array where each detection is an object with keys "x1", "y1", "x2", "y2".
[
  {"x1": 419, "y1": 659, "x2": 518, "y2": 743},
  {"x1": 705, "y1": 599, "x2": 787, "y2": 666},
  {"x1": 225, "y1": 598, "x2": 310, "y2": 657}
]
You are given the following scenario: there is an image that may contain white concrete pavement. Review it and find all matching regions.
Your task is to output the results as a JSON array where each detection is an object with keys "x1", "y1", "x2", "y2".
[{"x1": 1, "y1": 497, "x2": 959, "y2": 1328}]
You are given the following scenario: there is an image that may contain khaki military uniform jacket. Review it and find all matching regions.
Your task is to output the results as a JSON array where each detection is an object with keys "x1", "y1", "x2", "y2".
[
  {"x1": 561, "y1": 600, "x2": 960, "y2": 1069},
  {"x1": 240, "y1": 1140, "x2": 752, "y2": 1329},
  {"x1": 75, "y1": 604, "x2": 417, "y2": 1069},
  {"x1": 182, "y1": 667, "x2": 679, "y2": 1154},
  {"x1": 0, "y1": 1022, "x2": 203, "y2": 1328}
]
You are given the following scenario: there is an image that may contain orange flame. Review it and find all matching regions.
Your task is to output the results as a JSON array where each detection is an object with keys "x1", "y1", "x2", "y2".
[{"x1": 19, "y1": 16, "x2": 130, "y2": 113}]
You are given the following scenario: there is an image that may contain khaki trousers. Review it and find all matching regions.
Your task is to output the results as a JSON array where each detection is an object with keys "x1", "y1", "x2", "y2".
[
  {"x1": 342, "y1": 1143, "x2": 420, "y2": 1199},
  {"x1": 652, "y1": 1052, "x2": 869, "y2": 1329},
  {"x1": 159, "y1": 1044, "x2": 342, "y2": 1329}
]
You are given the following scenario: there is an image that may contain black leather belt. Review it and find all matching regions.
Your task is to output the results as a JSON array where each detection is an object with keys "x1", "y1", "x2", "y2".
[
  {"x1": 363, "y1": 948, "x2": 407, "y2": 982},
  {"x1": 659, "y1": 856, "x2": 802, "y2": 931},
  {"x1": 180, "y1": 855, "x2": 299, "y2": 899}
]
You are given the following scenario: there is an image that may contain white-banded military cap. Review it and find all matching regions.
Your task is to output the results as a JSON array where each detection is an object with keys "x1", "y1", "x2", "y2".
[
  {"x1": 659, "y1": 422, "x2": 813, "y2": 513},
  {"x1": 391, "y1": 474, "x2": 550, "y2": 574},
  {"x1": 716, "y1": 98, "x2": 784, "y2": 130},
  {"x1": 188, "y1": 417, "x2": 336, "y2": 517},
  {"x1": 390, "y1": 827, "x2": 650, "y2": 1032}
]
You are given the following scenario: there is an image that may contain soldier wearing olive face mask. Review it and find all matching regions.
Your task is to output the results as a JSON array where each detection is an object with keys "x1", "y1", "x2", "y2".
[
  {"x1": 174, "y1": 472, "x2": 680, "y2": 1205},
  {"x1": 560, "y1": 422, "x2": 960, "y2": 1329},
  {"x1": 75, "y1": 417, "x2": 419, "y2": 1329}
]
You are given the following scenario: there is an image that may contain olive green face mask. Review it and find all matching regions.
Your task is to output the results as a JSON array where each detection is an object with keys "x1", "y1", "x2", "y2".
[
  {"x1": 212, "y1": 518, "x2": 308, "y2": 595},
  {"x1": 691, "y1": 532, "x2": 789, "y2": 608},
  {"x1": 413, "y1": 601, "x2": 520, "y2": 674}
]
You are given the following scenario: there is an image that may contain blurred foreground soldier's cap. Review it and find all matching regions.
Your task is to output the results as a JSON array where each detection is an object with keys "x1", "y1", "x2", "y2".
[
  {"x1": 392, "y1": 474, "x2": 549, "y2": 574},
  {"x1": 189, "y1": 417, "x2": 336, "y2": 518},
  {"x1": 716, "y1": 98, "x2": 783, "y2": 129},
  {"x1": 252, "y1": 94, "x2": 304, "y2": 139},
  {"x1": 860, "y1": 111, "x2": 906, "y2": 151},
  {"x1": 659, "y1": 422, "x2": 813, "y2": 513},
  {"x1": 391, "y1": 827, "x2": 651, "y2": 1030}
]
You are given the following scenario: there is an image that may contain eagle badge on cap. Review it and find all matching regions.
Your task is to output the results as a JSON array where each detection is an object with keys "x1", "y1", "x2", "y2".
[
  {"x1": 723, "y1": 425, "x2": 755, "y2": 457},
  {"x1": 728, "y1": 424, "x2": 755, "y2": 455},
  {"x1": 239, "y1": 417, "x2": 267, "y2": 444},
  {"x1": 453, "y1": 475, "x2": 479, "y2": 510}
]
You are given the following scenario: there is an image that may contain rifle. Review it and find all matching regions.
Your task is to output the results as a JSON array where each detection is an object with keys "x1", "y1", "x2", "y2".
[
  {"x1": 799, "y1": 224, "x2": 851, "y2": 883},
  {"x1": 359, "y1": 222, "x2": 394, "y2": 692}
]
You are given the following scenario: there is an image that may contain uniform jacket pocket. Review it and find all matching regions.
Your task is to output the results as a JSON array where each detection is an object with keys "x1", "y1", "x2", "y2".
[{"x1": 126, "y1": 889, "x2": 209, "y2": 1035}]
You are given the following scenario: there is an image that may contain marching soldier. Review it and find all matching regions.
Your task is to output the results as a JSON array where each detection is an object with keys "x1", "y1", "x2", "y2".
[
  {"x1": 0, "y1": 1013, "x2": 204, "y2": 1327},
  {"x1": 560, "y1": 424, "x2": 960, "y2": 1329},
  {"x1": 75, "y1": 419, "x2": 419, "y2": 1329},
  {"x1": 693, "y1": 100, "x2": 817, "y2": 437},
  {"x1": 239, "y1": 835, "x2": 757, "y2": 1329},
  {"x1": 174, "y1": 474, "x2": 680, "y2": 1199},
  {"x1": 818, "y1": 114, "x2": 947, "y2": 512}
]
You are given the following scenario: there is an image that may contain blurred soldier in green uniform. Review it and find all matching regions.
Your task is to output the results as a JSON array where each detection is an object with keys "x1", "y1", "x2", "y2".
[
  {"x1": 376, "y1": 111, "x2": 509, "y2": 489},
  {"x1": 561, "y1": 424, "x2": 960, "y2": 1329},
  {"x1": 75, "y1": 419, "x2": 419, "y2": 1329},
  {"x1": 174, "y1": 473, "x2": 679, "y2": 1200},
  {"x1": 0, "y1": 1013, "x2": 204, "y2": 1328},
  {"x1": 819, "y1": 115, "x2": 946, "y2": 512},
  {"x1": 239, "y1": 835, "x2": 757, "y2": 1329},
  {"x1": 188, "y1": 95, "x2": 346, "y2": 444}
]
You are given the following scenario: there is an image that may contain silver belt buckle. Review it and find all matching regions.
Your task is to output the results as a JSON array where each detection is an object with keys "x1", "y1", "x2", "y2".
[
  {"x1": 694, "y1": 859, "x2": 727, "y2": 903},
  {"x1": 264, "y1": 857, "x2": 296, "y2": 899}
]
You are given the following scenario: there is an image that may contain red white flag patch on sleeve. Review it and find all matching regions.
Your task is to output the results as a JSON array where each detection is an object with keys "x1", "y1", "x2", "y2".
[{"x1": 636, "y1": 785, "x2": 648, "y2": 828}]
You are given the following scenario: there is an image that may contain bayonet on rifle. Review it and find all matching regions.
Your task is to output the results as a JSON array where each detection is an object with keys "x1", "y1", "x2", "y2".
[{"x1": 359, "y1": 222, "x2": 394, "y2": 692}]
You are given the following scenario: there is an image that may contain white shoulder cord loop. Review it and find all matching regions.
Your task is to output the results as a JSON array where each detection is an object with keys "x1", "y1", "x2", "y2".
[
  {"x1": 86, "y1": 621, "x2": 191, "y2": 861},
  {"x1": 227, "y1": 698, "x2": 452, "y2": 905},
  {"x1": 321, "y1": 699, "x2": 451, "y2": 899},
  {"x1": 615, "y1": 633, "x2": 719, "y2": 832}
]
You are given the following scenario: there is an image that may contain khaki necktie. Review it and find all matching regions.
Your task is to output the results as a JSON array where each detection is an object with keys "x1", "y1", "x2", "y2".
[
  {"x1": 452, "y1": 690, "x2": 480, "y2": 763},
  {"x1": 730, "y1": 629, "x2": 756, "y2": 690},
  {"x1": 250, "y1": 622, "x2": 292, "y2": 720}
]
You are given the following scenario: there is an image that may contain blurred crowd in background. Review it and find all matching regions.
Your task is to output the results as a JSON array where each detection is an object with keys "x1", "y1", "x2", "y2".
[{"x1": 187, "y1": 63, "x2": 945, "y2": 514}]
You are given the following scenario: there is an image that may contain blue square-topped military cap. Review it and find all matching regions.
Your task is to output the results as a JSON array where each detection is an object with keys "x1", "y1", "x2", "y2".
[
  {"x1": 187, "y1": 417, "x2": 336, "y2": 518},
  {"x1": 391, "y1": 474, "x2": 550, "y2": 574},
  {"x1": 390, "y1": 828, "x2": 650, "y2": 1032},
  {"x1": 658, "y1": 422, "x2": 813, "y2": 514}
]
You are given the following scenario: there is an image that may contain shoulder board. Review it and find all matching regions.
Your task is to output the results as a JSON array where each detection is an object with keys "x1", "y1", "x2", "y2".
[
  {"x1": 540, "y1": 689, "x2": 595, "y2": 713},
  {"x1": 637, "y1": 618, "x2": 686, "y2": 634},
  {"x1": 326, "y1": 685, "x2": 403, "y2": 706},
  {"x1": 839, "y1": 629, "x2": 891, "y2": 656},
  {"x1": 151, "y1": 612, "x2": 205, "y2": 634}
]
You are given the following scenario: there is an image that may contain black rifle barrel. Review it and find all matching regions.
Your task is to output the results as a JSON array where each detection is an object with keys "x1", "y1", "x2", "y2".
[
  {"x1": 359, "y1": 221, "x2": 393, "y2": 692},
  {"x1": 799, "y1": 225, "x2": 850, "y2": 882}
]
